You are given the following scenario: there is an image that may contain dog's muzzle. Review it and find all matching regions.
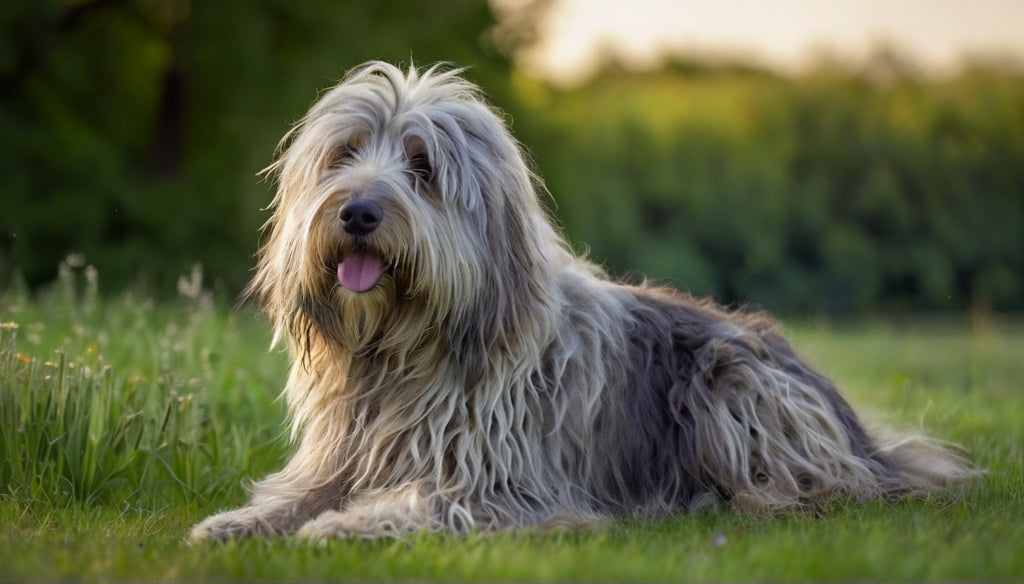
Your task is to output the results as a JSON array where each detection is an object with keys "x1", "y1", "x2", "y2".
[{"x1": 336, "y1": 200, "x2": 387, "y2": 293}]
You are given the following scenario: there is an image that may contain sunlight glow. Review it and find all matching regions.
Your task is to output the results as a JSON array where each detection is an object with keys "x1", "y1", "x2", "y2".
[{"x1": 518, "y1": 0, "x2": 1024, "y2": 83}]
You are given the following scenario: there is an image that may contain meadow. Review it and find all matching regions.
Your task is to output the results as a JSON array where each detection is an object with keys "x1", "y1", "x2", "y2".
[{"x1": 1, "y1": 264, "x2": 1021, "y2": 581}]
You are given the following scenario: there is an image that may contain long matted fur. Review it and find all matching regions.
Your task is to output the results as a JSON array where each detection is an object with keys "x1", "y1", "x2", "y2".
[{"x1": 191, "y1": 62, "x2": 979, "y2": 540}]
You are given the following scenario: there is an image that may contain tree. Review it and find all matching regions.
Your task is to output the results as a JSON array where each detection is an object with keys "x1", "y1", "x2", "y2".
[{"x1": 1, "y1": 0, "x2": 543, "y2": 294}]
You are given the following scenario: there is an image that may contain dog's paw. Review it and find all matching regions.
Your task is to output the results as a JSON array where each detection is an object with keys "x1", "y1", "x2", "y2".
[
  {"x1": 296, "y1": 508, "x2": 372, "y2": 540},
  {"x1": 296, "y1": 509, "x2": 418, "y2": 541},
  {"x1": 189, "y1": 507, "x2": 282, "y2": 542},
  {"x1": 296, "y1": 511, "x2": 340, "y2": 541}
]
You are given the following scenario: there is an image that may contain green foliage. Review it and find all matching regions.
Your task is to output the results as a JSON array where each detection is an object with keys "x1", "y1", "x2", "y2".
[
  {"x1": 523, "y1": 60, "x2": 1024, "y2": 313},
  {"x1": 0, "y1": 0, "x2": 523, "y2": 294},
  {"x1": 1, "y1": 2, "x2": 1021, "y2": 314},
  {"x1": 0, "y1": 261, "x2": 287, "y2": 507}
]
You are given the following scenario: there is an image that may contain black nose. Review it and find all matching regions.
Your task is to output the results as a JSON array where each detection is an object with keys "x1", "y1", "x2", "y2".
[{"x1": 339, "y1": 200, "x2": 383, "y2": 236}]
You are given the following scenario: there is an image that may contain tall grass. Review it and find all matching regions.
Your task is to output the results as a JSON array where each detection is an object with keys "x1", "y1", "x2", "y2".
[{"x1": 0, "y1": 260, "x2": 287, "y2": 509}]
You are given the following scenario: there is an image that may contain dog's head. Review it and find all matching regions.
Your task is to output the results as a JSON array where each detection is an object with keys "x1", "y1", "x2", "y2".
[{"x1": 252, "y1": 62, "x2": 569, "y2": 355}]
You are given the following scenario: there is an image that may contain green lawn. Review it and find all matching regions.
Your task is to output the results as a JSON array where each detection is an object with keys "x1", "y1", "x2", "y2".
[{"x1": 1, "y1": 269, "x2": 1021, "y2": 581}]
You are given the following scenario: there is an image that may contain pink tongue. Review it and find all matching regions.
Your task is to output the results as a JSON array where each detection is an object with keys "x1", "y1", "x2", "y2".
[{"x1": 337, "y1": 251, "x2": 386, "y2": 292}]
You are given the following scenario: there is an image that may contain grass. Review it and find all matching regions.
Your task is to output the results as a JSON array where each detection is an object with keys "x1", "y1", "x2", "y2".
[
  {"x1": 1, "y1": 262, "x2": 1022, "y2": 581},
  {"x1": 0, "y1": 263, "x2": 287, "y2": 510}
]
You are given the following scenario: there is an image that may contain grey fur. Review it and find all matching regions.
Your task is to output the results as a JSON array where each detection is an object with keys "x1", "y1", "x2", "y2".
[{"x1": 190, "y1": 62, "x2": 980, "y2": 541}]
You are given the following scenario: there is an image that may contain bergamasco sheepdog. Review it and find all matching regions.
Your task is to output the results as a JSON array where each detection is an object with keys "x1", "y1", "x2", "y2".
[{"x1": 191, "y1": 62, "x2": 979, "y2": 540}]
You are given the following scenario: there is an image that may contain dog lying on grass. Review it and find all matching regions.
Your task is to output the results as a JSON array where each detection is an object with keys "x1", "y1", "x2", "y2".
[{"x1": 191, "y1": 62, "x2": 980, "y2": 540}]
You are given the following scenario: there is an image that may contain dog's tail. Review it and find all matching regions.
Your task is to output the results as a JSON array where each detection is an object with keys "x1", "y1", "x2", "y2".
[{"x1": 872, "y1": 433, "x2": 984, "y2": 496}]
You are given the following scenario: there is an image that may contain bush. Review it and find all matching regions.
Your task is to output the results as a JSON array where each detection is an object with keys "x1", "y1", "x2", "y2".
[{"x1": 522, "y1": 60, "x2": 1024, "y2": 313}]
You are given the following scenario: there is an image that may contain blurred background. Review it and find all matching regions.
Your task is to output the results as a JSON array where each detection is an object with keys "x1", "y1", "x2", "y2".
[{"x1": 1, "y1": 0, "x2": 1021, "y2": 315}]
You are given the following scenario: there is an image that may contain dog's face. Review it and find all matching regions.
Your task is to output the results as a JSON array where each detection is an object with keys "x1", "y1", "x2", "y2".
[{"x1": 253, "y1": 63, "x2": 564, "y2": 352}]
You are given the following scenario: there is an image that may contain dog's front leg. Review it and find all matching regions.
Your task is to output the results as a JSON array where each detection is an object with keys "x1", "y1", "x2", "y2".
[
  {"x1": 190, "y1": 427, "x2": 350, "y2": 541},
  {"x1": 190, "y1": 498, "x2": 305, "y2": 540},
  {"x1": 190, "y1": 468, "x2": 348, "y2": 541},
  {"x1": 296, "y1": 483, "x2": 436, "y2": 540}
]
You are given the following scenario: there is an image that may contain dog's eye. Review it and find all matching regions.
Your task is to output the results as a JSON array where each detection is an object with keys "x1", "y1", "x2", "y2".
[
  {"x1": 328, "y1": 145, "x2": 354, "y2": 168},
  {"x1": 409, "y1": 152, "x2": 433, "y2": 182}
]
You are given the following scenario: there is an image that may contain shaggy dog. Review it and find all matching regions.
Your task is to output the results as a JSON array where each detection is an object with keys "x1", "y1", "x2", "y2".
[{"x1": 191, "y1": 62, "x2": 978, "y2": 540}]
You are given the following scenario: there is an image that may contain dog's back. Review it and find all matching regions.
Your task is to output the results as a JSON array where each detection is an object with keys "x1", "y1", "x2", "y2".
[{"x1": 557, "y1": 275, "x2": 981, "y2": 515}]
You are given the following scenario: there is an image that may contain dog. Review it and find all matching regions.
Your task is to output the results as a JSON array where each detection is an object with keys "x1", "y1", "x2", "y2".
[{"x1": 190, "y1": 62, "x2": 979, "y2": 540}]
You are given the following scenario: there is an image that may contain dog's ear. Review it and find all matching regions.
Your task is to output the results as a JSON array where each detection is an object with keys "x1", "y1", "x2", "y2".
[{"x1": 439, "y1": 107, "x2": 570, "y2": 384}]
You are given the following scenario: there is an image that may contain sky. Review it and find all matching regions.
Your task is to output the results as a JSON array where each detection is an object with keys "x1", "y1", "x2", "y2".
[{"x1": 518, "y1": 0, "x2": 1024, "y2": 84}]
